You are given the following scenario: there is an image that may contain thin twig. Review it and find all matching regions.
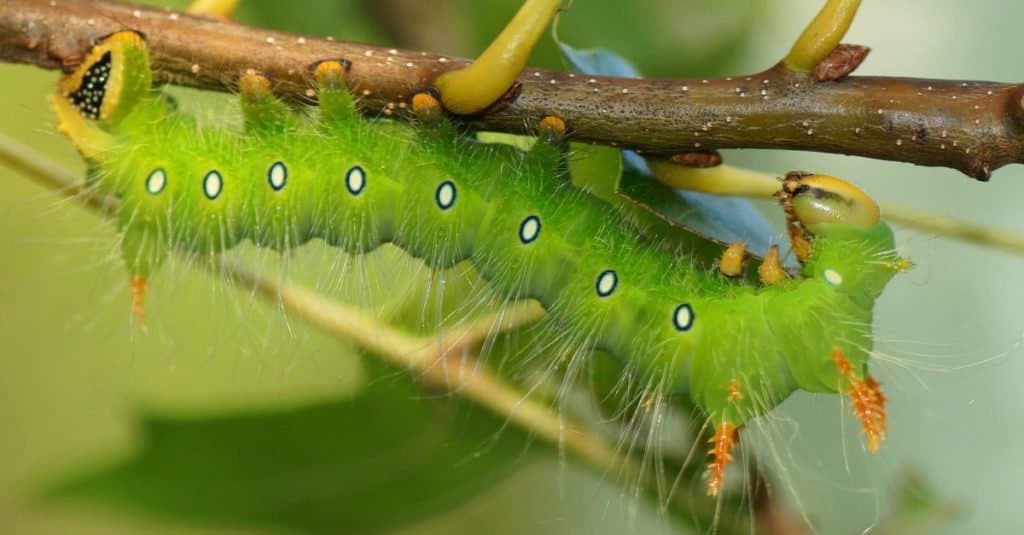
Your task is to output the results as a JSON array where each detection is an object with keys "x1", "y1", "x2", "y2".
[
  {"x1": 2, "y1": 0, "x2": 1024, "y2": 179},
  {"x1": 0, "y1": 135, "x2": 116, "y2": 217},
  {"x1": 879, "y1": 204, "x2": 1024, "y2": 254},
  {"x1": 646, "y1": 163, "x2": 1024, "y2": 255},
  {"x1": 0, "y1": 130, "x2": 744, "y2": 534}
]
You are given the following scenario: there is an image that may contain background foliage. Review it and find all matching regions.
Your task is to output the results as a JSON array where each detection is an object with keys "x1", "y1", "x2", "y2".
[{"x1": 1, "y1": 0, "x2": 1023, "y2": 533}]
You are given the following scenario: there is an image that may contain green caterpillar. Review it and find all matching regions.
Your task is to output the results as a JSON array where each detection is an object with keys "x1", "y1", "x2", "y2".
[{"x1": 50, "y1": 26, "x2": 904, "y2": 496}]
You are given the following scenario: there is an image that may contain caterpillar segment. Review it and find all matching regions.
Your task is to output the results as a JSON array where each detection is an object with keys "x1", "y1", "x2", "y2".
[
  {"x1": 707, "y1": 422, "x2": 739, "y2": 497},
  {"x1": 313, "y1": 60, "x2": 358, "y2": 121},
  {"x1": 832, "y1": 348, "x2": 887, "y2": 452},
  {"x1": 756, "y1": 245, "x2": 789, "y2": 285},
  {"x1": 410, "y1": 89, "x2": 445, "y2": 125},
  {"x1": 717, "y1": 242, "x2": 747, "y2": 278},
  {"x1": 51, "y1": 13, "x2": 905, "y2": 501},
  {"x1": 238, "y1": 71, "x2": 292, "y2": 127},
  {"x1": 536, "y1": 115, "x2": 569, "y2": 146},
  {"x1": 705, "y1": 382, "x2": 744, "y2": 496}
]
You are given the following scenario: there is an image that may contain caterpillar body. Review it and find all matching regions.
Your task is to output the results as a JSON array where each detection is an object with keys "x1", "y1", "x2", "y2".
[{"x1": 50, "y1": 30, "x2": 904, "y2": 496}]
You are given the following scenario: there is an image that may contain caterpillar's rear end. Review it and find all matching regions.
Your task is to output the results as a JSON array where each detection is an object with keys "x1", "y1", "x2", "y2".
[
  {"x1": 51, "y1": 31, "x2": 167, "y2": 317},
  {"x1": 50, "y1": 31, "x2": 151, "y2": 158}
]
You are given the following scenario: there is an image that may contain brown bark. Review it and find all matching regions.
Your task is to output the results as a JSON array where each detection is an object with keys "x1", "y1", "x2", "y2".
[{"x1": 2, "y1": 0, "x2": 1023, "y2": 180}]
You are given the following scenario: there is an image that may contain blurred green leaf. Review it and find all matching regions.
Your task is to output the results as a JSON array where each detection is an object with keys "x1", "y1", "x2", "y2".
[
  {"x1": 241, "y1": 0, "x2": 387, "y2": 45},
  {"x1": 44, "y1": 370, "x2": 537, "y2": 534}
]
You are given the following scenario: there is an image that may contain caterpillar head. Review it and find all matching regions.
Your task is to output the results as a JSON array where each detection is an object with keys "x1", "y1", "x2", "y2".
[
  {"x1": 49, "y1": 30, "x2": 151, "y2": 157},
  {"x1": 782, "y1": 173, "x2": 904, "y2": 302}
]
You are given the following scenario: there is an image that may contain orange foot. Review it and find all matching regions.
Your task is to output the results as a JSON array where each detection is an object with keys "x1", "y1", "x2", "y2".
[
  {"x1": 706, "y1": 422, "x2": 739, "y2": 497},
  {"x1": 832, "y1": 348, "x2": 887, "y2": 452},
  {"x1": 411, "y1": 90, "x2": 444, "y2": 124},
  {"x1": 129, "y1": 275, "x2": 148, "y2": 324}
]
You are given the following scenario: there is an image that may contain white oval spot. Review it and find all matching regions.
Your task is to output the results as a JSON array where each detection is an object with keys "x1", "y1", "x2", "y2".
[
  {"x1": 435, "y1": 181, "x2": 456, "y2": 210},
  {"x1": 673, "y1": 304, "x2": 694, "y2": 332},
  {"x1": 345, "y1": 166, "x2": 366, "y2": 195},
  {"x1": 203, "y1": 170, "x2": 223, "y2": 200},
  {"x1": 268, "y1": 161, "x2": 287, "y2": 191},
  {"x1": 824, "y1": 269, "x2": 843, "y2": 287},
  {"x1": 145, "y1": 168, "x2": 166, "y2": 195},
  {"x1": 596, "y1": 269, "x2": 618, "y2": 298},
  {"x1": 519, "y1": 215, "x2": 541, "y2": 244}
]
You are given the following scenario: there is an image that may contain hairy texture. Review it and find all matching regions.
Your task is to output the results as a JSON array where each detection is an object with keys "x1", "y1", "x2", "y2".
[{"x1": 51, "y1": 31, "x2": 904, "y2": 495}]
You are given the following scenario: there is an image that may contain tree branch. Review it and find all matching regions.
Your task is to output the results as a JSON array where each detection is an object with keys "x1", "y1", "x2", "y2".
[{"x1": 3, "y1": 0, "x2": 1024, "y2": 180}]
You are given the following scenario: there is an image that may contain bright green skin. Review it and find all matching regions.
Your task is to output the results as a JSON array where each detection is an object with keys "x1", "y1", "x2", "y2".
[{"x1": 55, "y1": 35, "x2": 900, "y2": 429}]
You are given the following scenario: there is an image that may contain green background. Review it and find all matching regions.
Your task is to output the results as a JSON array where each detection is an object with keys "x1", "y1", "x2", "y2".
[{"x1": 1, "y1": 0, "x2": 1023, "y2": 533}]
